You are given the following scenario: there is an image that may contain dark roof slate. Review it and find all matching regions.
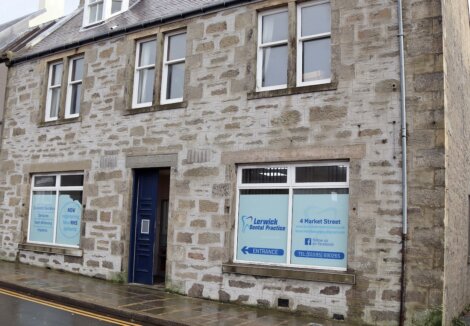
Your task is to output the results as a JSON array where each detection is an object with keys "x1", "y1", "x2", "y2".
[{"x1": 16, "y1": 0, "x2": 227, "y2": 60}]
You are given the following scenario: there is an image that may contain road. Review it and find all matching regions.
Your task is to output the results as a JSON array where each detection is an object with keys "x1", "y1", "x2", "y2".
[{"x1": 0, "y1": 287, "x2": 141, "y2": 326}]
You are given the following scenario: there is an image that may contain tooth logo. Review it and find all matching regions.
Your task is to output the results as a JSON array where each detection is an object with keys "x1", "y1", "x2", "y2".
[{"x1": 241, "y1": 215, "x2": 253, "y2": 232}]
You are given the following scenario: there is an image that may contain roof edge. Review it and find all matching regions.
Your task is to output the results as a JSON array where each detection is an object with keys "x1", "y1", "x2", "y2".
[{"x1": 8, "y1": 0, "x2": 259, "y2": 66}]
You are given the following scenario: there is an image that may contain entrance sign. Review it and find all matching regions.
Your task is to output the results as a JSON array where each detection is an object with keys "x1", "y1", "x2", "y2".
[{"x1": 236, "y1": 193, "x2": 288, "y2": 264}]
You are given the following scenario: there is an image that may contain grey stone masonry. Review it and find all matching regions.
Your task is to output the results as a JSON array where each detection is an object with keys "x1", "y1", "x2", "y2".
[{"x1": 0, "y1": 0, "x2": 469, "y2": 325}]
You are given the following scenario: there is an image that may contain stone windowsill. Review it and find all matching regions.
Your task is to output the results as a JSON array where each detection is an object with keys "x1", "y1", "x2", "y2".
[
  {"x1": 38, "y1": 117, "x2": 82, "y2": 128},
  {"x1": 123, "y1": 101, "x2": 188, "y2": 116},
  {"x1": 222, "y1": 263, "x2": 355, "y2": 285},
  {"x1": 247, "y1": 82, "x2": 338, "y2": 100},
  {"x1": 18, "y1": 243, "x2": 83, "y2": 257}
]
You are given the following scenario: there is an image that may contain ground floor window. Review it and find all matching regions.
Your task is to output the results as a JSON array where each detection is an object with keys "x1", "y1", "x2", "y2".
[
  {"x1": 28, "y1": 173, "x2": 84, "y2": 247},
  {"x1": 235, "y1": 162, "x2": 349, "y2": 271}
]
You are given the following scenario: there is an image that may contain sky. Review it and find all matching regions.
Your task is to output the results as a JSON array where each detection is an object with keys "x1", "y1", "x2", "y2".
[{"x1": 0, "y1": 0, "x2": 80, "y2": 25}]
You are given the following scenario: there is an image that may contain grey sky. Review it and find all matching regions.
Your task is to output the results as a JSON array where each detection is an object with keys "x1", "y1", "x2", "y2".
[{"x1": 0, "y1": 0, "x2": 80, "y2": 25}]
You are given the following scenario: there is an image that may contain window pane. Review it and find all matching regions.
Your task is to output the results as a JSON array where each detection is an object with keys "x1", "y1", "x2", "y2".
[
  {"x1": 51, "y1": 63, "x2": 63, "y2": 86},
  {"x1": 166, "y1": 62, "x2": 184, "y2": 99},
  {"x1": 291, "y1": 189, "x2": 348, "y2": 268},
  {"x1": 167, "y1": 33, "x2": 186, "y2": 61},
  {"x1": 303, "y1": 38, "x2": 331, "y2": 82},
  {"x1": 56, "y1": 191, "x2": 83, "y2": 246},
  {"x1": 137, "y1": 68, "x2": 155, "y2": 104},
  {"x1": 242, "y1": 167, "x2": 288, "y2": 184},
  {"x1": 111, "y1": 0, "x2": 123, "y2": 13},
  {"x1": 262, "y1": 11, "x2": 288, "y2": 43},
  {"x1": 237, "y1": 190, "x2": 289, "y2": 264},
  {"x1": 89, "y1": 2, "x2": 103, "y2": 23},
  {"x1": 61, "y1": 175, "x2": 84, "y2": 187},
  {"x1": 301, "y1": 3, "x2": 331, "y2": 37},
  {"x1": 72, "y1": 58, "x2": 84, "y2": 81},
  {"x1": 139, "y1": 40, "x2": 157, "y2": 67},
  {"x1": 29, "y1": 191, "x2": 56, "y2": 244},
  {"x1": 262, "y1": 45, "x2": 288, "y2": 87},
  {"x1": 50, "y1": 88, "x2": 60, "y2": 118},
  {"x1": 70, "y1": 83, "x2": 82, "y2": 115},
  {"x1": 34, "y1": 176, "x2": 56, "y2": 187},
  {"x1": 296, "y1": 165, "x2": 347, "y2": 183}
]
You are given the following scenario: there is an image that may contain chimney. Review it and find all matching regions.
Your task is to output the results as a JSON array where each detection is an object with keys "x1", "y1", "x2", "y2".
[{"x1": 29, "y1": 0, "x2": 66, "y2": 27}]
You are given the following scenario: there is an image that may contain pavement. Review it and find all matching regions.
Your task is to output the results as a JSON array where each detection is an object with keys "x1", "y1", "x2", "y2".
[{"x1": 0, "y1": 260, "x2": 326, "y2": 326}]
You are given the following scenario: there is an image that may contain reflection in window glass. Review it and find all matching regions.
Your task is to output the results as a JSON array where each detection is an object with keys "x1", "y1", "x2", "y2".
[
  {"x1": 34, "y1": 176, "x2": 56, "y2": 187},
  {"x1": 262, "y1": 45, "x2": 288, "y2": 87},
  {"x1": 262, "y1": 11, "x2": 288, "y2": 43},
  {"x1": 298, "y1": 2, "x2": 331, "y2": 84},
  {"x1": 242, "y1": 168, "x2": 288, "y2": 184},
  {"x1": 296, "y1": 165, "x2": 347, "y2": 183},
  {"x1": 162, "y1": 32, "x2": 186, "y2": 102},
  {"x1": 111, "y1": 0, "x2": 123, "y2": 13}
]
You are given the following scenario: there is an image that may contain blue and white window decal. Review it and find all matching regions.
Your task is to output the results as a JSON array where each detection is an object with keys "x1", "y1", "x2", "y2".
[
  {"x1": 28, "y1": 174, "x2": 84, "y2": 248},
  {"x1": 235, "y1": 163, "x2": 349, "y2": 271}
]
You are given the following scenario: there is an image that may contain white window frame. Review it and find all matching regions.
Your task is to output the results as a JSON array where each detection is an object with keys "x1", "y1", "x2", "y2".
[
  {"x1": 233, "y1": 162, "x2": 349, "y2": 271},
  {"x1": 256, "y1": 7, "x2": 289, "y2": 92},
  {"x1": 27, "y1": 173, "x2": 84, "y2": 249},
  {"x1": 83, "y1": 0, "x2": 129, "y2": 27},
  {"x1": 296, "y1": 1, "x2": 332, "y2": 87},
  {"x1": 161, "y1": 30, "x2": 187, "y2": 105},
  {"x1": 65, "y1": 56, "x2": 84, "y2": 119},
  {"x1": 132, "y1": 37, "x2": 157, "y2": 109},
  {"x1": 45, "y1": 61, "x2": 63, "y2": 122}
]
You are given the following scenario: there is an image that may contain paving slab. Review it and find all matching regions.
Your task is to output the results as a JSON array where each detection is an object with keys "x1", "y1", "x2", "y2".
[{"x1": 0, "y1": 260, "x2": 341, "y2": 326}]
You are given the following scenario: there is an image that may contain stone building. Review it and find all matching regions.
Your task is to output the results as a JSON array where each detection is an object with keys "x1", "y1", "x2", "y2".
[{"x1": 0, "y1": 0, "x2": 469, "y2": 325}]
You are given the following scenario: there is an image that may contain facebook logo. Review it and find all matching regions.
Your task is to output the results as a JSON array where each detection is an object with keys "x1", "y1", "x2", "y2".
[{"x1": 305, "y1": 238, "x2": 312, "y2": 246}]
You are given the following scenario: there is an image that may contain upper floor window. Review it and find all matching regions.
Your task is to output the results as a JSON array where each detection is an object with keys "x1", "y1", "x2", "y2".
[
  {"x1": 83, "y1": 0, "x2": 129, "y2": 27},
  {"x1": 297, "y1": 1, "x2": 331, "y2": 86},
  {"x1": 44, "y1": 55, "x2": 85, "y2": 122},
  {"x1": 161, "y1": 31, "x2": 187, "y2": 104},
  {"x1": 257, "y1": 8, "x2": 289, "y2": 91},
  {"x1": 133, "y1": 38, "x2": 157, "y2": 108},
  {"x1": 131, "y1": 30, "x2": 187, "y2": 109},
  {"x1": 45, "y1": 62, "x2": 63, "y2": 122},
  {"x1": 257, "y1": 1, "x2": 331, "y2": 92},
  {"x1": 65, "y1": 56, "x2": 84, "y2": 119}
]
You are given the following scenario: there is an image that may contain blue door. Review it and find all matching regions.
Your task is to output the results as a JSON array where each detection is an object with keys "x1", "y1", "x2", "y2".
[{"x1": 129, "y1": 169, "x2": 158, "y2": 285}]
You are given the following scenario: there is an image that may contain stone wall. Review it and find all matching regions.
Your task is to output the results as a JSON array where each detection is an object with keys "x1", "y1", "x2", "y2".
[
  {"x1": 0, "y1": 0, "x2": 455, "y2": 324},
  {"x1": 401, "y1": 0, "x2": 446, "y2": 324},
  {"x1": 0, "y1": 63, "x2": 7, "y2": 150},
  {"x1": 441, "y1": 0, "x2": 470, "y2": 324}
]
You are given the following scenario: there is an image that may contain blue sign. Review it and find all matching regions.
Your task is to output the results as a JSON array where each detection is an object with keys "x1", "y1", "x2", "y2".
[
  {"x1": 56, "y1": 194, "x2": 82, "y2": 246},
  {"x1": 241, "y1": 246, "x2": 284, "y2": 256},
  {"x1": 291, "y1": 191, "x2": 349, "y2": 268},
  {"x1": 29, "y1": 192, "x2": 56, "y2": 243},
  {"x1": 237, "y1": 194, "x2": 288, "y2": 264},
  {"x1": 294, "y1": 250, "x2": 345, "y2": 260}
]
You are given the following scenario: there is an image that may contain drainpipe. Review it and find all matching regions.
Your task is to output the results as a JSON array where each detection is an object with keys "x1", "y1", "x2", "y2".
[{"x1": 397, "y1": 0, "x2": 408, "y2": 325}]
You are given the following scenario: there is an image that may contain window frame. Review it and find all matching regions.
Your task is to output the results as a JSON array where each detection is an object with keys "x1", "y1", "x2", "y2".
[
  {"x1": 160, "y1": 30, "x2": 187, "y2": 105},
  {"x1": 83, "y1": 0, "x2": 129, "y2": 27},
  {"x1": 132, "y1": 37, "x2": 158, "y2": 109},
  {"x1": 27, "y1": 172, "x2": 84, "y2": 249},
  {"x1": 234, "y1": 162, "x2": 349, "y2": 272},
  {"x1": 296, "y1": 0, "x2": 332, "y2": 87},
  {"x1": 65, "y1": 56, "x2": 84, "y2": 119},
  {"x1": 256, "y1": 7, "x2": 289, "y2": 92},
  {"x1": 45, "y1": 61, "x2": 64, "y2": 122}
]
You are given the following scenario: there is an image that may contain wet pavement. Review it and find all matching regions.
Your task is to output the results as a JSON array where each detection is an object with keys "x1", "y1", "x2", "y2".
[
  {"x1": 0, "y1": 290, "x2": 125, "y2": 326},
  {"x1": 0, "y1": 260, "x2": 326, "y2": 326}
]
